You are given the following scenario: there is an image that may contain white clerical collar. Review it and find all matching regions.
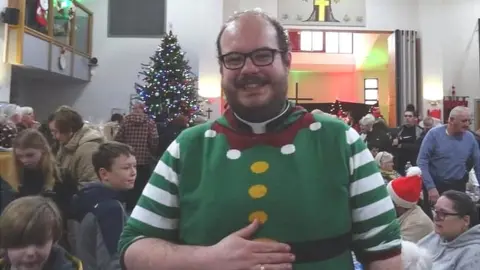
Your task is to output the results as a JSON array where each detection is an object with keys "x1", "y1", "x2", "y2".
[{"x1": 234, "y1": 103, "x2": 290, "y2": 134}]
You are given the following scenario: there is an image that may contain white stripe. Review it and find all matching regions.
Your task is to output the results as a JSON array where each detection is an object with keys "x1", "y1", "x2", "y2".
[
  {"x1": 351, "y1": 148, "x2": 374, "y2": 170},
  {"x1": 346, "y1": 128, "x2": 360, "y2": 145},
  {"x1": 352, "y1": 196, "x2": 395, "y2": 222},
  {"x1": 153, "y1": 160, "x2": 179, "y2": 186},
  {"x1": 353, "y1": 224, "x2": 389, "y2": 241},
  {"x1": 350, "y1": 172, "x2": 385, "y2": 197},
  {"x1": 166, "y1": 140, "x2": 180, "y2": 159},
  {"x1": 142, "y1": 183, "x2": 179, "y2": 207},
  {"x1": 130, "y1": 206, "x2": 178, "y2": 230},
  {"x1": 366, "y1": 239, "x2": 402, "y2": 252}
]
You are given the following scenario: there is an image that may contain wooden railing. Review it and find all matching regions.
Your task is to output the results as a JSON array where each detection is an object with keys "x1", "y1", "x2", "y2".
[{"x1": 8, "y1": 0, "x2": 93, "y2": 58}]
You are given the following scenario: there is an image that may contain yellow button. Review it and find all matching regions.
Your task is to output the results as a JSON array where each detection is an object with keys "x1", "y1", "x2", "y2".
[
  {"x1": 249, "y1": 211, "x2": 268, "y2": 224},
  {"x1": 248, "y1": 184, "x2": 268, "y2": 199},
  {"x1": 250, "y1": 161, "x2": 269, "y2": 174}
]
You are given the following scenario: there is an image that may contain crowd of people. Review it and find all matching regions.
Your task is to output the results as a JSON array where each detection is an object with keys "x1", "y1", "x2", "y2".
[
  {"x1": 0, "y1": 102, "x2": 201, "y2": 270},
  {"x1": 1, "y1": 8, "x2": 480, "y2": 270}
]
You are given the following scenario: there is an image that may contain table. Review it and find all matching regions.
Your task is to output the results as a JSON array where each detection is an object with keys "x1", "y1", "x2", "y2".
[{"x1": 0, "y1": 151, "x2": 13, "y2": 180}]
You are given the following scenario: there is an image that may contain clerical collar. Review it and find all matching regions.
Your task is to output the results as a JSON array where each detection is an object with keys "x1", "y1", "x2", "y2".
[{"x1": 234, "y1": 102, "x2": 290, "y2": 134}]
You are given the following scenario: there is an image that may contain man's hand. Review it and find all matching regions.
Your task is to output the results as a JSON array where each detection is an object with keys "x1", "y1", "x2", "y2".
[
  {"x1": 206, "y1": 219, "x2": 295, "y2": 270},
  {"x1": 392, "y1": 138, "x2": 399, "y2": 146},
  {"x1": 428, "y1": 188, "x2": 440, "y2": 205}
]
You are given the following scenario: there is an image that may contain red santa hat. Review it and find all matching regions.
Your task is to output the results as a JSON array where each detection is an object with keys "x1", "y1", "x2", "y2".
[{"x1": 387, "y1": 167, "x2": 422, "y2": 208}]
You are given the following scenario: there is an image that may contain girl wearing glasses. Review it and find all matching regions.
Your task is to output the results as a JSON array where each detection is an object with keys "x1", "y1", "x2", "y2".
[{"x1": 417, "y1": 190, "x2": 480, "y2": 270}]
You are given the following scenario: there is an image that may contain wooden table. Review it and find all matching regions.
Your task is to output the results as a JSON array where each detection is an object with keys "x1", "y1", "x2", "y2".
[{"x1": 0, "y1": 151, "x2": 13, "y2": 180}]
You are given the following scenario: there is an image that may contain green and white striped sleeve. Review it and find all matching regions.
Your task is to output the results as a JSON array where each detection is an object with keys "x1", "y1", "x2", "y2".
[
  {"x1": 118, "y1": 139, "x2": 181, "y2": 254},
  {"x1": 345, "y1": 127, "x2": 401, "y2": 263}
]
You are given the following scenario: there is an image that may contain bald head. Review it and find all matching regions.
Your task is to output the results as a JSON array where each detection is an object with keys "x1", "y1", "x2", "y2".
[
  {"x1": 449, "y1": 106, "x2": 469, "y2": 119},
  {"x1": 216, "y1": 10, "x2": 289, "y2": 59}
]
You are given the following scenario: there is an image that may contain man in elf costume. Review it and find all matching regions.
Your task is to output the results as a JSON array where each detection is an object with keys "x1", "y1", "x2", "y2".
[{"x1": 119, "y1": 10, "x2": 402, "y2": 270}]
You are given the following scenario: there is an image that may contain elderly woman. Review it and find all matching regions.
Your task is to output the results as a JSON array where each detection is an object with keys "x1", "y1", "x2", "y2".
[
  {"x1": 374, "y1": 151, "x2": 400, "y2": 183},
  {"x1": 418, "y1": 190, "x2": 480, "y2": 269},
  {"x1": 359, "y1": 114, "x2": 392, "y2": 152},
  {"x1": 19, "y1": 106, "x2": 40, "y2": 129}
]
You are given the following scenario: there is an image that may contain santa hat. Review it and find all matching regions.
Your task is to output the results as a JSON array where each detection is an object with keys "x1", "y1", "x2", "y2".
[{"x1": 387, "y1": 167, "x2": 422, "y2": 208}]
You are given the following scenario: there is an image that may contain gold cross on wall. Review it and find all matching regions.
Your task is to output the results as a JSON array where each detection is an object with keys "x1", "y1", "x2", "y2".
[{"x1": 314, "y1": 0, "x2": 330, "y2": 22}]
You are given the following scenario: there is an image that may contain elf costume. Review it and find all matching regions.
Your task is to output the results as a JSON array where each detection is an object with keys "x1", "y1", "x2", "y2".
[{"x1": 119, "y1": 103, "x2": 401, "y2": 269}]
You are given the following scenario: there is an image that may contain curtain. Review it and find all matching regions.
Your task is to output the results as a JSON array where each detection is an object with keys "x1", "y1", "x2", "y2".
[{"x1": 394, "y1": 30, "x2": 420, "y2": 123}]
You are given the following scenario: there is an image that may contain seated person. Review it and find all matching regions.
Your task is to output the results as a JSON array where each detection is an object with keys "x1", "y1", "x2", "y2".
[
  {"x1": 418, "y1": 190, "x2": 480, "y2": 270},
  {"x1": 72, "y1": 142, "x2": 136, "y2": 270},
  {"x1": 386, "y1": 167, "x2": 434, "y2": 242},
  {"x1": 374, "y1": 151, "x2": 400, "y2": 183},
  {"x1": 0, "y1": 196, "x2": 82, "y2": 270}
]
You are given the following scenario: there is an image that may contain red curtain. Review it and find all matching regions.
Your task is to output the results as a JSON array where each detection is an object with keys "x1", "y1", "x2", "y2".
[
  {"x1": 288, "y1": 31, "x2": 300, "y2": 51},
  {"x1": 443, "y1": 98, "x2": 468, "y2": 123},
  {"x1": 427, "y1": 109, "x2": 441, "y2": 119}
]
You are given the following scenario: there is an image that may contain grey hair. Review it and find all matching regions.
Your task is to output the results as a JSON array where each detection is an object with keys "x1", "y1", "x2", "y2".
[
  {"x1": 20, "y1": 106, "x2": 34, "y2": 115},
  {"x1": 359, "y1": 114, "x2": 375, "y2": 126},
  {"x1": 2, "y1": 104, "x2": 21, "y2": 118},
  {"x1": 449, "y1": 106, "x2": 469, "y2": 119},
  {"x1": 374, "y1": 151, "x2": 394, "y2": 166}
]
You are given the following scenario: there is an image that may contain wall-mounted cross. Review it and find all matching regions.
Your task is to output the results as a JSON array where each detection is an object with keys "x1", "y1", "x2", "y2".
[
  {"x1": 287, "y1": 82, "x2": 313, "y2": 105},
  {"x1": 206, "y1": 108, "x2": 213, "y2": 119}
]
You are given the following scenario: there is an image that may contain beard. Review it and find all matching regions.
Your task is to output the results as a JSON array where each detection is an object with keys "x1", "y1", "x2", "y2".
[{"x1": 222, "y1": 74, "x2": 288, "y2": 123}]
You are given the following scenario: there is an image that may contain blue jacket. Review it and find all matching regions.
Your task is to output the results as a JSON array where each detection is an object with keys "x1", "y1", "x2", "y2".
[{"x1": 71, "y1": 183, "x2": 127, "y2": 270}]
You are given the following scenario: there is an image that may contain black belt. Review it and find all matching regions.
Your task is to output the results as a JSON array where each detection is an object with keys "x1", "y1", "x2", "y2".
[{"x1": 287, "y1": 232, "x2": 351, "y2": 264}]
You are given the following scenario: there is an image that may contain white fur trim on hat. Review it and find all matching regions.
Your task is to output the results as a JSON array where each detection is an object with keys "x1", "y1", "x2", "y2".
[
  {"x1": 387, "y1": 182, "x2": 417, "y2": 208},
  {"x1": 401, "y1": 241, "x2": 432, "y2": 270},
  {"x1": 406, "y1": 166, "x2": 421, "y2": 177}
]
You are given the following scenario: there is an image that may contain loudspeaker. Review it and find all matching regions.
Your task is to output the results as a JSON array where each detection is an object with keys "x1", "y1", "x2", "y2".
[{"x1": 1, "y1": 8, "x2": 20, "y2": 25}]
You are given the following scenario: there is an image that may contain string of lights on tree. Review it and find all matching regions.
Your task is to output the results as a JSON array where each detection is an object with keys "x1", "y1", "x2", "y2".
[{"x1": 135, "y1": 30, "x2": 204, "y2": 126}]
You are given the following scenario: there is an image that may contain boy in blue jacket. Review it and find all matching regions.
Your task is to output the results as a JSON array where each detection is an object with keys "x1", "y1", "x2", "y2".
[{"x1": 72, "y1": 142, "x2": 136, "y2": 270}]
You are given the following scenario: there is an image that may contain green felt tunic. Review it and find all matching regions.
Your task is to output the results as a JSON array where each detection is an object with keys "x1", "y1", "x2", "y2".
[{"x1": 119, "y1": 109, "x2": 401, "y2": 269}]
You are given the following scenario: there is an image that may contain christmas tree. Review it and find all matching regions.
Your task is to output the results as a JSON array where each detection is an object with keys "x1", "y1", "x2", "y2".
[{"x1": 135, "y1": 30, "x2": 204, "y2": 126}]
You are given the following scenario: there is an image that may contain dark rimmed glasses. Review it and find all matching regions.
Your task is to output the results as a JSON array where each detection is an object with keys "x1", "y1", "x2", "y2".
[
  {"x1": 219, "y1": 48, "x2": 284, "y2": 70},
  {"x1": 432, "y1": 209, "x2": 462, "y2": 220}
]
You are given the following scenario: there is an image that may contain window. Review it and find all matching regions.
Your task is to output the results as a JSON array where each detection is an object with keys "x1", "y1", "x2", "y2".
[
  {"x1": 299, "y1": 31, "x2": 324, "y2": 51},
  {"x1": 295, "y1": 31, "x2": 353, "y2": 53},
  {"x1": 325, "y1": 32, "x2": 353, "y2": 54},
  {"x1": 325, "y1": 32, "x2": 339, "y2": 53},
  {"x1": 108, "y1": 0, "x2": 166, "y2": 37},
  {"x1": 364, "y1": 78, "x2": 379, "y2": 105},
  {"x1": 339, "y1": 33, "x2": 353, "y2": 53}
]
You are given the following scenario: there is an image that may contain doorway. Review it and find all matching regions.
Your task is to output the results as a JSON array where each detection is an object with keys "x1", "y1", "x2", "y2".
[{"x1": 475, "y1": 99, "x2": 480, "y2": 131}]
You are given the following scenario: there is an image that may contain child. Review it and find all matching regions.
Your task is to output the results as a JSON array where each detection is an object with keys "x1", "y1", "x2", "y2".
[
  {"x1": 72, "y1": 142, "x2": 136, "y2": 270},
  {"x1": 0, "y1": 196, "x2": 82, "y2": 270}
]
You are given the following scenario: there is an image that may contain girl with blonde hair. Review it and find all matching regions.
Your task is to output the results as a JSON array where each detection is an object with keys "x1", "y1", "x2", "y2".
[{"x1": 0, "y1": 129, "x2": 77, "y2": 214}]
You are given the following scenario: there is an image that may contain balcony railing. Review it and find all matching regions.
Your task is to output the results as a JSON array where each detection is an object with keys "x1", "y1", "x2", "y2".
[{"x1": 8, "y1": 0, "x2": 93, "y2": 57}]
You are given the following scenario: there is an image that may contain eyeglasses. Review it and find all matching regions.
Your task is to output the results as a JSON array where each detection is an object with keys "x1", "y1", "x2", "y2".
[
  {"x1": 219, "y1": 48, "x2": 284, "y2": 70},
  {"x1": 433, "y1": 210, "x2": 462, "y2": 220}
]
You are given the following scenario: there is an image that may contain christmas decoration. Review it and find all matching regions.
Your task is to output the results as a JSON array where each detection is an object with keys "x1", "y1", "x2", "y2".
[
  {"x1": 36, "y1": 0, "x2": 48, "y2": 26},
  {"x1": 135, "y1": 30, "x2": 204, "y2": 126},
  {"x1": 370, "y1": 106, "x2": 384, "y2": 120}
]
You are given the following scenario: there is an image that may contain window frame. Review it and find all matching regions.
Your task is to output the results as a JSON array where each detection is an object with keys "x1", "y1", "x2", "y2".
[
  {"x1": 294, "y1": 30, "x2": 354, "y2": 54},
  {"x1": 296, "y1": 31, "x2": 326, "y2": 52},
  {"x1": 364, "y1": 78, "x2": 379, "y2": 105},
  {"x1": 107, "y1": 0, "x2": 166, "y2": 38}
]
